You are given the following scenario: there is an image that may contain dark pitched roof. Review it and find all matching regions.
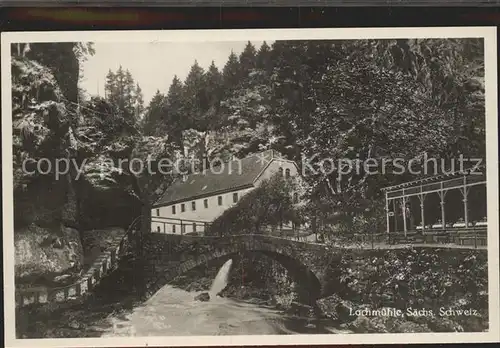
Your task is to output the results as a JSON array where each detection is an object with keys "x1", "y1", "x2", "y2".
[{"x1": 153, "y1": 150, "x2": 279, "y2": 207}]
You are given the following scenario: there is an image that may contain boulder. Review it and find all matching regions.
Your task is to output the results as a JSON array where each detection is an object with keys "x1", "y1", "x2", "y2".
[
  {"x1": 15, "y1": 223, "x2": 84, "y2": 281},
  {"x1": 194, "y1": 292, "x2": 210, "y2": 302},
  {"x1": 426, "y1": 317, "x2": 464, "y2": 332},
  {"x1": 341, "y1": 316, "x2": 389, "y2": 333},
  {"x1": 316, "y1": 294, "x2": 355, "y2": 322},
  {"x1": 287, "y1": 301, "x2": 314, "y2": 317},
  {"x1": 394, "y1": 320, "x2": 432, "y2": 333}
]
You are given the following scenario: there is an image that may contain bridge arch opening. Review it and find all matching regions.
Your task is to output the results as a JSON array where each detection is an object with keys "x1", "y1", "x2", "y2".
[{"x1": 146, "y1": 248, "x2": 322, "y2": 305}]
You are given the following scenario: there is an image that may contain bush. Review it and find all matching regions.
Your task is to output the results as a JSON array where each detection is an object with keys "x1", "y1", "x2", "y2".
[{"x1": 206, "y1": 174, "x2": 302, "y2": 236}]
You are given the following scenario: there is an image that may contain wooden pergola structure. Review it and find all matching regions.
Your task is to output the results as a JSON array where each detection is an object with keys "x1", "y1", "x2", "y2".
[{"x1": 381, "y1": 167, "x2": 487, "y2": 238}]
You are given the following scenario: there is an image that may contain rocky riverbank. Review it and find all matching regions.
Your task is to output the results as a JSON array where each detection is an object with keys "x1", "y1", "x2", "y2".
[
  {"x1": 315, "y1": 246, "x2": 489, "y2": 333},
  {"x1": 169, "y1": 247, "x2": 489, "y2": 333}
]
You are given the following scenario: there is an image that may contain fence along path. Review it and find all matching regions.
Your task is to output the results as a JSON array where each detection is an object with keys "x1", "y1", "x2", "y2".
[{"x1": 15, "y1": 217, "x2": 141, "y2": 307}]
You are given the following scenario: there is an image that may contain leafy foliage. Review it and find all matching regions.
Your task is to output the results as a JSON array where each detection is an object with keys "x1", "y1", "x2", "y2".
[
  {"x1": 206, "y1": 174, "x2": 303, "y2": 236},
  {"x1": 14, "y1": 38, "x2": 486, "y2": 239},
  {"x1": 337, "y1": 248, "x2": 488, "y2": 331},
  {"x1": 11, "y1": 56, "x2": 70, "y2": 191},
  {"x1": 104, "y1": 66, "x2": 144, "y2": 124},
  {"x1": 138, "y1": 38, "x2": 485, "y2": 236}
]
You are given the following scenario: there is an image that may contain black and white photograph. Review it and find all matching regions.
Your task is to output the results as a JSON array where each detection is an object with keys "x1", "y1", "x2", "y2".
[{"x1": 2, "y1": 28, "x2": 499, "y2": 346}]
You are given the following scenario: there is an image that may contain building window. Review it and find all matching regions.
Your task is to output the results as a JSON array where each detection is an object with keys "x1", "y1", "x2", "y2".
[
  {"x1": 192, "y1": 201, "x2": 196, "y2": 211},
  {"x1": 157, "y1": 226, "x2": 161, "y2": 232},
  {"x1": 233, "y1": 192, "x2": 238, "y2": 203},
  {"x1": 156, "y1": 209, "x2": 160, "y2": 216},
  {"x1": 285, "y1": 168, "x2": 291, "y2": 179},
  {"x1": 193, "y1": 223, "x2": 196, "y2": 232},
  {"x1": 204, "y1": 199, "x2": 208, "y2": 208},
  {"x1": 218, "y1": 196, "x2": 223, "y2": 206},
  {"x1": 181, "y1": 203, "x2": 185, "y2": 212},
  {"x1": 279, "y1": 167, "x2": 284, "y2": 177},
  {"x1": 172, "y1": 205, "x2": 176, "y2": 214},
  {"x1": 172, "y1": 225, "x2": 176, "y2": 234}
]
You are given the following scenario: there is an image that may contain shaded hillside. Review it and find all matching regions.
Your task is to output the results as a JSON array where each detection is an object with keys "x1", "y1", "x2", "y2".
[
  {"x1": 141, "y1": 39, "x2": 485, "y2": 233},
  {"x1": 12, "y1": 44, "x2": 141, "y2": 285}
]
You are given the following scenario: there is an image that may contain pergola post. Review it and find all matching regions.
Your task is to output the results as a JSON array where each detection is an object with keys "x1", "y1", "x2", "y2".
[
  {"x1": 461, "y1": 175, "x2": 470, "y2": 227},
  {"x1": 402, "y1": 190, "x2": 407, "y2": 237},
  {"x1": 420, "y1": 199, "x2": 425, "y2": 232},
  {"x1": 438, "y1": 182, "x2": 447, "y2": 229},
  {"x1": 418, "y1": 196, "x2": 425, "y2": 234},
  {"x1": 392, "y1": 199, "x2": 398, "y2": 232},
  {"x1": 382, "y1": 169, "x2": 486, "y2": 246},
  {"x1": 385, "y1": 191, "x2": 390, "y2": 234}
]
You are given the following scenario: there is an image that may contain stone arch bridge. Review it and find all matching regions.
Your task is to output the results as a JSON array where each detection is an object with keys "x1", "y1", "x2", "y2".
[{"x1": 142, "y1": 233, "x2": 343, "y2": 303}]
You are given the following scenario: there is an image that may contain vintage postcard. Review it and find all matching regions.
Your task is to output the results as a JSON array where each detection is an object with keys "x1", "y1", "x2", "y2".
[{"x1": 2, "y1": 27, "x2": 499, "y2": 347}]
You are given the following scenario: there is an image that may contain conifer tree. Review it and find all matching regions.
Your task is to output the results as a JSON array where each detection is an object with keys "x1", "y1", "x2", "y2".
[
  {"x1": 222, "y1": 51, "x2": 241, "y2": 91},
  {"x1": 104, "y1": 65, "x2": 138, "y2": 125},
  {"x1": 142, "y1": 90, "x2": 166, "y2": 136},
  {"x1": 104, "y1": 69, "x2": 116, "y2": 100},
  {"x1": 204, "y1": 61, "x2": 224, "y2": 129},
  {"x1": 239, "y1": 41, "x2": 257, "y2": 78},
  {"x1": 165, "y1": 75, "x2": 185, "y2": 144},
  {"x1": 134, "y1": 83, "x2": 145, "y2": 119},
  {"x1": 256, "y1": 41, "x2": 272, "y2": 72},
  {"x1": 183, "y1": 60, "x2": 207, "y2": 130}
]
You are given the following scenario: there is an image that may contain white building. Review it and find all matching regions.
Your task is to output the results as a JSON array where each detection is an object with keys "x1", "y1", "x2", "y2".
[{"x1": 151, "y1": 150, "x2": 299, "y2": 235}]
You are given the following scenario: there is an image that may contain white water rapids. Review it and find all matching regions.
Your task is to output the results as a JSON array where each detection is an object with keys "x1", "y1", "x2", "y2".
[
  {"x1": 209, "y1": 259, "x2": 233, "y2": 297},
  {"x1": 101, "y1": 259, "x2": 339, "y2": 336}
]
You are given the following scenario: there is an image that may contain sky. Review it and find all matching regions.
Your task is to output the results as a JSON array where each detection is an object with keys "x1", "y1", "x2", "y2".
[{"x1": 80, "y1": 41, "x2": 267, "y2": 105}]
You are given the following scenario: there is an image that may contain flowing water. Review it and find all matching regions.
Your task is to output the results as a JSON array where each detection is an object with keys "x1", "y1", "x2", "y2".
[
  {"x1": 100, "y1": 259, "x2": 342, "y2": 336},
  {"x1": 209, "y1": 259, "x2": 233, "y2": 297}
]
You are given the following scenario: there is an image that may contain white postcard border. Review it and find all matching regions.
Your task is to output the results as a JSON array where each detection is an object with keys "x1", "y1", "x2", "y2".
[{"x1": 2, "y1": 27, "x2": 499, "y2": 347}]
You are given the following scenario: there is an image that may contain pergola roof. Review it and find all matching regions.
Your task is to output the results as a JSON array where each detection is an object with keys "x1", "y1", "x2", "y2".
[{"x1": 381, "y1": 165, "x2": 486, "y2": 193}]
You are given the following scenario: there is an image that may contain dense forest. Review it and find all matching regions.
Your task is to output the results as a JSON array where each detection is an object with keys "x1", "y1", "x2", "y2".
[
  {"x1": 141, "y1": 39, "x2": 485, "y2": 231},
  {"x1": 12, "y1": 39, "x2": 485, "y2": 281}
]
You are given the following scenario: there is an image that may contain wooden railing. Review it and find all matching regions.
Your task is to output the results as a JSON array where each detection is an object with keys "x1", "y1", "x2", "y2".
[
  {"x1": 151, "y1": 216, "x2": 212, "y2": 235},
  {"x1": 306, "y1": 227, "x2": 487, "y2": 249},
  {"x1": 387, "y1": 227, "x2": 487, "y2": 248}
]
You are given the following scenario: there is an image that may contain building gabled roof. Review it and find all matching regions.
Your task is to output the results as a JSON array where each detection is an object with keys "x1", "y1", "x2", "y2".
[{"x1": 153, "y1": 150, "x2": 286, "y2": 207}]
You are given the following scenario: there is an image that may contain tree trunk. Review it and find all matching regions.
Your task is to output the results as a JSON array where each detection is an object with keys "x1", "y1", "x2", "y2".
[
  {"x1": 312, "y1": 211, "x2": 317, "y2": 242},
  {"x1": 134, "y1": 202, "x2": 150, "y2": 300},
  {"x1": 141, "y1": 203, "x2": 151, "y2": 236}
]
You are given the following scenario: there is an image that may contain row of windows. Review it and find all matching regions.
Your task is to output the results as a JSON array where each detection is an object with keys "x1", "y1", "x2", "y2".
[
  {"x1": 156, "y1": 192, "x2": 239, "y2": 216},
  {"x1": 280, "y1": 167, "x2": 299, "y2": 203},
  {"x1": 278, "y1": 167, "x2": 292, "y2": 179}
]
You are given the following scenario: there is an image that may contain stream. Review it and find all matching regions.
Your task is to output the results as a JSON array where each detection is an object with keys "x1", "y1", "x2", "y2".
[{"x1": 101, "y1": 259, "x2": 341, "y2": 336}]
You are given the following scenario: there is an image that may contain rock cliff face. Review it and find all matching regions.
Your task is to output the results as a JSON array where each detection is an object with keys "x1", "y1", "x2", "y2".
[
  {"x1": 15, "y1": 224, "x2": 84, "y2": 286},
  {"x1": 12, "y1": 46, "x2": 140, "y2": 286},
  {"x1": 12, "y1": 52, "x2": 82, "y2": 283}
]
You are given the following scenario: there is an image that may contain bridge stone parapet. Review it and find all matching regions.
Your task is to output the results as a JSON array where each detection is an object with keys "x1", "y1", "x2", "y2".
[{"x1": 142, "y1": 233, "x2": 343, "y2": 302}]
